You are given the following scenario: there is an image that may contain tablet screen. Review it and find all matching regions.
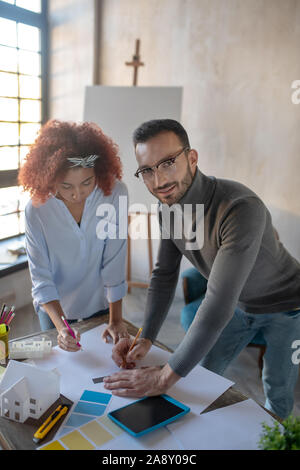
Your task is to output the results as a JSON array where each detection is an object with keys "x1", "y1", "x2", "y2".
[{"x1": 109, "y1": 395, "x2": 187, "y2": 435}]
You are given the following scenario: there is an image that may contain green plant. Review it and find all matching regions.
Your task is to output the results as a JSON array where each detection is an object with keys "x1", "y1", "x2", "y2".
[{"x1": 258, "y1": 415, "x2": 300, "y2": 450}]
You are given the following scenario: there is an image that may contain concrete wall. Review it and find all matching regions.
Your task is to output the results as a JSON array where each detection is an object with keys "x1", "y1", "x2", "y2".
[
  {"x1": 44, "y1": 0, "x2": 300, "y2": 293},
  {"x1": 98, "y1": 0, "x2": 300, "y2": 264},
  {"x1": 0, "y1": 269, "x2": 32, "y2": 310},
  {"x1": 48, "y1": 0, "x2": 95, "y2": 119}
]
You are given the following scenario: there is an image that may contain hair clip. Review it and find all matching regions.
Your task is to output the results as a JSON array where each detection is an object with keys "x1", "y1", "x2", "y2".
[{"x1": 67, "y1": 154, "x2": 100, "y2": 168}]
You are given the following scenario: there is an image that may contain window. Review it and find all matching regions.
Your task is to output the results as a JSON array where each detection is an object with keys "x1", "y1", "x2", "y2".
[{"x1": 0, "y1": 0, "x2": 48, "y2": 241}]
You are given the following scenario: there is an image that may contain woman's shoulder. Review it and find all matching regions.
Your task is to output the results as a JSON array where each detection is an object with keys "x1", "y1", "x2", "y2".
[
  {"x1": 95, "y1": 179, "x2": 128, "y2": 201},
  {"x1": 25, "y1": 197, "x2": 58, "y2": 225},
  {"x1": 25, "y1": 198, "x2": 36, "y2": 218},
  {"x1": 112, "y1": 179, "x2": 128, "y2": 197}
]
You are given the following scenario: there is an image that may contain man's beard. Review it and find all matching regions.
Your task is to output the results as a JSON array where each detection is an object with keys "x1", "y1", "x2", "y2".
[{"x1": 172, "y1": 164, "x2": 194, "y2": 204}]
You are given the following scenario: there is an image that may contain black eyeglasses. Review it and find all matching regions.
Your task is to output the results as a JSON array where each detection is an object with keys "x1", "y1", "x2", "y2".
[{"x1": 134, "y1": 146, "x2": 190, "y2": 182}]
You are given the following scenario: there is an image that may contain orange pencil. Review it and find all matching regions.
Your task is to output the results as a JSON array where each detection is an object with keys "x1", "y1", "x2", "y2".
[{"x1": 121, "y1": 327, "x2": 143, "y2": 368}]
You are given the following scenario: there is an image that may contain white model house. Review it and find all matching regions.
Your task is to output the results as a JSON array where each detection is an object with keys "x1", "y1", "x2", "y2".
[{"x1": 0, "y1": 360, "x2": 60, "y2": 423}]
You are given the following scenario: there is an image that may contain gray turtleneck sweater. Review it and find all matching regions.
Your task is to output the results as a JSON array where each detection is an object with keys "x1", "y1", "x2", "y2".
[{"x1": 141, "y1": 169, "x2": 300, "y2": 377}]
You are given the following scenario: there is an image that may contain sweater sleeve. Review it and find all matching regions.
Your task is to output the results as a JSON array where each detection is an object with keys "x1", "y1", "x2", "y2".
[{"x1": 168, "y1": 197, "x2": 267, "y2": 377}]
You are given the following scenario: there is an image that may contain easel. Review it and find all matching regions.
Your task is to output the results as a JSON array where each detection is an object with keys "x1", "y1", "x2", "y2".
[
  {"x1": 127, "y1": 212, "x2": 153, "y2": 293},
  {"x1": 125, "y1": 41, "x2": 153, "y2": 292}
]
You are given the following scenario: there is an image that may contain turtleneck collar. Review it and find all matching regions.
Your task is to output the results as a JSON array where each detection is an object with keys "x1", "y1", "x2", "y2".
[{"x1": 177, "y1": 168, "x2": 216, "y2": 208}]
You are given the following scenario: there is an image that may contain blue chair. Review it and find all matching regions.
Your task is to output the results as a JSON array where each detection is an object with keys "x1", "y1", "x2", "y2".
[{"x1": 180, "y1": 267, "x2": 266, "y2": 374}]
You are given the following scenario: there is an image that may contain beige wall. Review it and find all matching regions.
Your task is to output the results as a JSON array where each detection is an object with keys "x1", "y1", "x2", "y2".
[
  {"x1": 47, "y1": 0, "x2": 300, "y2": 259},
  {"x1": 48, "y1": 0, "x2": 95, "y2": 120},
  {"x1": 0, "y1": 269, "x2": 33, "y2": 310},
  {"x1": 98, "y1": 0, "x2": 300, "y2": 258}
]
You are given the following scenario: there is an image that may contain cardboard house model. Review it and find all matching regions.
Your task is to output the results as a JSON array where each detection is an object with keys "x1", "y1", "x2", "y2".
[{"x1": 0, "y1": 360, "x2": 60, "y2": 423}]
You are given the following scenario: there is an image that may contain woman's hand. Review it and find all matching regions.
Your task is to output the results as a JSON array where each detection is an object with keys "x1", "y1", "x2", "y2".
[
  {"x1": 57, "y1": 326, "x2": 81, "y2": 352},
  {"x1": 102, "y1": 321, "x2": 130, "y2": 345}
]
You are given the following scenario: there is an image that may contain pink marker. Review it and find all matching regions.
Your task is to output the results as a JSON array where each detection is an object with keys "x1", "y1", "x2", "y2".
[
  {"x1": 61, "y1": 316, "x2": 82, "y2": 349},
  {"x1": 0, "y1": 306, "x2": 8, "y2": 324},
  {"x1": 5, "y1": 306, "x2": 15, "y2": 325},
  {"x1": 6, "y1": 312, "x2": 15, "y2": 326}
]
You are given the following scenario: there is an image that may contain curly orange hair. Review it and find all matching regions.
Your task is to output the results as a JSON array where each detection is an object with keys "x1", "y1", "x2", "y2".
[{"x1": 18, "y1": 119, "x2": 123, "y2": 206}]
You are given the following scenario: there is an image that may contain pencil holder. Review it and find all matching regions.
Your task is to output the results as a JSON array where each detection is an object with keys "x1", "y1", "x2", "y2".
[{"x1": 0, "y1": 324, "x2": 10, "y2": 364}]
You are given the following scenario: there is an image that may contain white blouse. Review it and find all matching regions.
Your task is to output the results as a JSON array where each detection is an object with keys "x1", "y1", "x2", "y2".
[{"x1": 25, "y1": 180, "x2": 128, "y2": 320}]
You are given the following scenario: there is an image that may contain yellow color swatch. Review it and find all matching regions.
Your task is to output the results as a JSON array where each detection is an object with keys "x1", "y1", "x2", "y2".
[
  {"x1": 98, "y1": 415, "x2": 123, "y2": 436},
  {"x1": 60, "y1": 430, "x2": 95, "y2": 450},
  {"x1": 0, "y1": 366, "x2": 6, "y2": 378},
  {"x1": 40, "y1": 440, "x2": 66, "y2": 450},
  {"x1": 81, "y1": 420, "x2": 114, "y2": 447}
]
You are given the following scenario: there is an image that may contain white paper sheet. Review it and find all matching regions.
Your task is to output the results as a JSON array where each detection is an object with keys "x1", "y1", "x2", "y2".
[
  {"x1": 34, "y1": 324, "x2": 234, "y2": 414},
  {"x1": 34, "y1": 325, "x2": 120, "y2": 403},
  {"x1": 167, "y1": 398, "x2": 278, "y2": 450},
  {"x1": 167, "y1": 365, "x2": 233, "y2": 415}
]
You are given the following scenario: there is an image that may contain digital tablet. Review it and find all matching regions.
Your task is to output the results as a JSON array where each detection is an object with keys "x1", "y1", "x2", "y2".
[{"x1": 107, "y1": 394, "x2": 190, "y2": 437}]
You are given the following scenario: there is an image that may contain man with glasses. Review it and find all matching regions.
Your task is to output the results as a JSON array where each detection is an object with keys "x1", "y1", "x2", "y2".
[{"x1": 103, "y1": 119, "x2": 300, "y2": 420}]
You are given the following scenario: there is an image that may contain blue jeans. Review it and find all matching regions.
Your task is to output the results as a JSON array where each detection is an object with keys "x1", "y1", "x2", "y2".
[
  {"x1": 197, "y1": 306, "x2": 300, "y2": 420},
  {"x1": 38, "y1": 308, "x2": 110, "y2": 332}
]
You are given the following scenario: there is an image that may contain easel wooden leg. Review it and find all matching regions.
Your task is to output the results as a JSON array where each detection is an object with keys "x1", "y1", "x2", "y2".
[{"x1": 126, "y1": 212, "x2": 153, "y2": 292}]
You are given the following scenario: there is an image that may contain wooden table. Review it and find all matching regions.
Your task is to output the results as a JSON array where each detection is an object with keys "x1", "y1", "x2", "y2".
[{"x1": 0, "y1": 314, "x2": 280, "y2": 450}]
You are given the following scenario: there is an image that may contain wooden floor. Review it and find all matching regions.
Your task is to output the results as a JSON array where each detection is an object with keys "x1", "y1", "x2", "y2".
[{"x1": 8, "y1": 288, "x2": 300, "y2": 417}]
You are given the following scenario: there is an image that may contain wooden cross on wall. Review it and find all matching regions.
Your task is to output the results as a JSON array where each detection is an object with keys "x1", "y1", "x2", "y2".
[{"x1": 125, "y1": 39, "x2": 144, "y2": 86}]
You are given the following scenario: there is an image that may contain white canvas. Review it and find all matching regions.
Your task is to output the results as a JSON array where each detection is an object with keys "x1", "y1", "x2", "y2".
[
  {"x1": 83, "y1": 86, "x2": 183, "y2": 210},
  {"x1": 83, "y1": 85, "x2": 184, "y2": 285}
]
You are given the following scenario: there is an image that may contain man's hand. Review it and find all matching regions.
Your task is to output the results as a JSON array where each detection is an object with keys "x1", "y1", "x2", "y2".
[
  {"x1": 102, "y1": 321, "x2": 130, "y2": 345},
  {"x1": 57, "y1": 327, "x2": 81, "y2": 352},
  {"x1": 111, "y1": 337, "x2": 152, "y2": 369},
  {"x1": 103, "y1": 363, "x2": 181, "y2": 398}
]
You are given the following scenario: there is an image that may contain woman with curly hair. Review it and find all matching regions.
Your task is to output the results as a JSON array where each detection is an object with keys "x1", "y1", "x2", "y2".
[{"x1": 19, "y1": 119, "x2": 130, "y2": 352}]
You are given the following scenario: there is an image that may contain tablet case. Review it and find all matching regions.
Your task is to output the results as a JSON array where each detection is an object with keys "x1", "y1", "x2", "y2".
[{"x1": 107, "y1": 394, "x2": 190, "y2": 437}]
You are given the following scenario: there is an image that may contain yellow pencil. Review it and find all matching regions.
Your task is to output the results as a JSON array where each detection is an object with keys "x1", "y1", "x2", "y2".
[{"x1": 121, "y1": 327, "x2": 143, "y2": 368}]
